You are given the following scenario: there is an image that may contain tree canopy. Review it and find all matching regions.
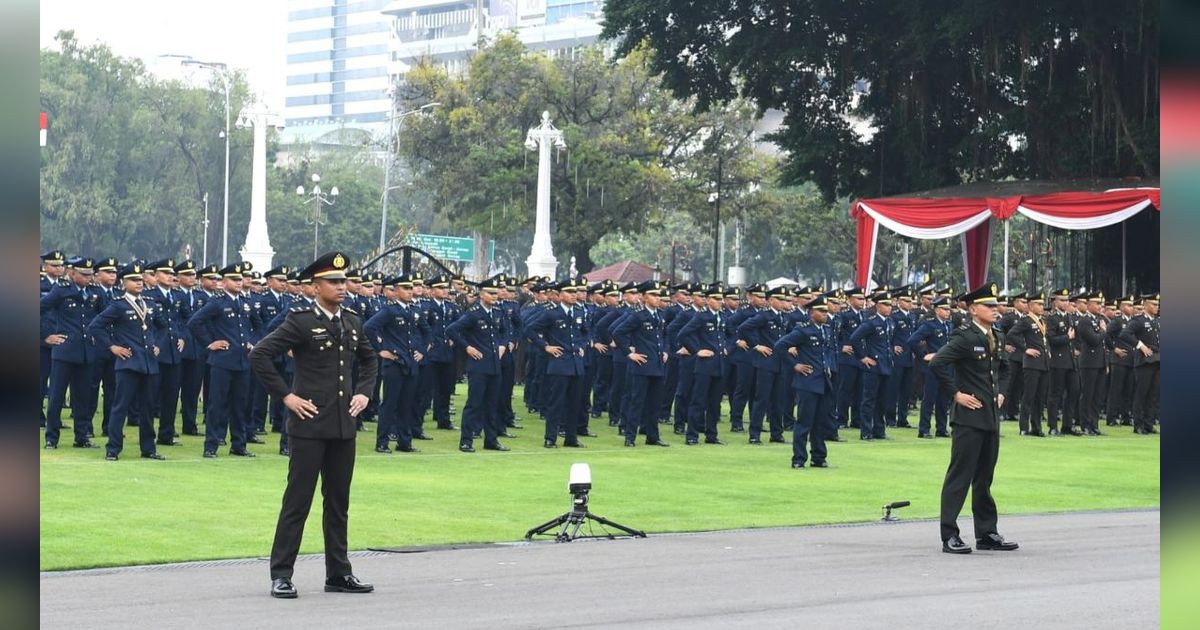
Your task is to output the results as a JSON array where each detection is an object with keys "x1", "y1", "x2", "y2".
[{"x1": 603, "y1": 0, "x2": 1160, "y2": 200}]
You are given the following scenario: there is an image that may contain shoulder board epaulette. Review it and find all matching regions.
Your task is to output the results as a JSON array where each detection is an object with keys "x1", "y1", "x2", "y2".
[
  {"x1": 341, "y1": 305, "x2": 358, "y2": 315},
  {"x1": 542, "y1": 302, "x2": 555, "y2": 309},
  {"x1": 289, "y1": 305, "x2": 312, "y2": 313},
  {"x1": 468, "y1": 304, "x2": 481, "y2": 312}
]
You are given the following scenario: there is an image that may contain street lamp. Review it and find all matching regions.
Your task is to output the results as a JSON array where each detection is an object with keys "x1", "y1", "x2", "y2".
[
  {"x1": 200, "y1": 192, "x2": 211, "y2": 266},
  {"x1": 381, "y1": 101, "x2": 441, "y2": 250},
  {"x1": 297, "y1": 173, "x2": 338, "y2": 259},
  {"x1": 177, "y1": 56, "x2": 232, "y2": 266}
]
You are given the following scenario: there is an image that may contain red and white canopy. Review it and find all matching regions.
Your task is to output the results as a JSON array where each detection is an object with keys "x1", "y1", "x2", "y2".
[{"x1": 851, "y1": 186, "x2": 1160, "y2": 289}]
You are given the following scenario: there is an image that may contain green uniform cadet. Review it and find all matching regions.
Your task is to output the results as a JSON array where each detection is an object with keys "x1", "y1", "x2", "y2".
[{"x1": 929, "y1": 283, "x2": 1016, "y2": 554}]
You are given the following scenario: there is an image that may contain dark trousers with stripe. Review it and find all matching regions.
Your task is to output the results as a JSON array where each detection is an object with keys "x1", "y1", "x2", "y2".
[
  {"x1": 204, "y1": 366, "x2": 249, "y2": 453},
  {"x1": 156, "y1": 361, "x2": 182, "y2": 441},
  {"x1": 730, "y1": 360, "x2": 755, "y2": 429},
  {"x1": 178, "y1": 357, "x2": 204, "y2": 434},
  {"x1": 430, "y1": 360, "x2": 456, "y2": 427},
  {"x1": 686, "y1": 372, "x2": 723, "y2": 442},
  {"x1": 269, "y1": 436, "x2": 355, "y2": 580},
  {"x1": 379, "y1": 362, "x2": 418, "y2": 449},
  {"x1": 544, "y1": 373, "x2": 582, "y2": 443},
  {"x1": 624, "y1": 373, "x2": 665, "y2": 442},
  {"x1": 106, "y1": 369, "x2": 157, "y2": 457},
  {"x1": 793, "y1": 388, "x2": 831, "y2": 466},
  {"x1": 45, "y1": 359, "x2": 93, "y2": 446},
  {"x1": 940, "y1": 425, "x2": 1000, "y2": 542},
  {"x1": 460, "y1": 372, "x2": 501, "y2": 447}
]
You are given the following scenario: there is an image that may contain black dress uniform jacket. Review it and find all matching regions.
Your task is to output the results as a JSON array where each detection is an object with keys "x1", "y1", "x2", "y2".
[
  {"x1": 929, "y1": 323, "x2": 1010, "y2": 432},
  {"x1": 249, "y1": 304, "x2": 378, "y2": 440}
]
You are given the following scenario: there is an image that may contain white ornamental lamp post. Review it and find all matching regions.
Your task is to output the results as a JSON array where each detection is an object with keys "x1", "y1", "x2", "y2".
[
  {"x1": 524, "y1": 111, "x2": 565, "y2": 280},
  {"x1": 236, "y1": 106, "x2": 284, "y2": 271}
]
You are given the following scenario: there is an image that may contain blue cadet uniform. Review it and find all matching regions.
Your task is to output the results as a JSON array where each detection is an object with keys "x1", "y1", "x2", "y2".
[
  {"x1": 736, "y1": 286, "x2": 791, "y2": 444},
  {"x1": 144, "y1": 258, "x2": 188, "y2": 445},
  {"x1": 446, "y1": 276, "x2": 510, "y2": 452},
  {"x1": 611, "y1": 280, "x2": 672, "y2": 446},
  {"x1": 171, "y1": 260, "x2": 207, "y2": 436},
  {"x1": 836, "y1": 288, "x2": 867, "y2": 430},
  {"x1": 726, "y1": 285, "x2": 762, "y2": 432},
  {"x1": 526, "y1": 278, "x2": 590, "y2": 447},
  {"x1": 657, "y1": 285, "x2": 689, "y2": 424},
  {"x1": 40, "y1": 256, "x2": 102, "y2": 448},
  {"x1": 884, "y1": 286, "x2": 918, "y2": 428},
  {"x1": 519, "y1": 290, "x2": 548, "y2": 414},
  {"x1": 585, "y1": 283, "x2": 615, "y2": 420},
  {"x1": 775, "y1": 295, "x2": 836, "y2": 468},
  {"x1": 86, "y1": 258, "x2": 123, "y2": 438},
  {"x1": 849, "y1": 290, "x2": 896, "y2": 440},
  {"x1": 422, "y1": 274, "x2": 461, "y2": 430},
  {"x1": 86, "y1": 262, "x2": 164, "y2": 460},
  {"x1": 40, "y1": 249, "x2": 67, "y2": 429},
  {"x1": 678, "y1": 284, "x2": 730, "y2": 445},
  {"x1": 907, "y1": 297, "x2": 955, "y2": 437},
  {"x1": 364, "y1": 274, "x2": 430, "y2": 453},
  {"x1": 667, "y1": 287, "x2": 702, "y2": 434},
  {"x1": 494, "y1": 276, "x2": 522, "y2": 431},
  {"x1": 187, "y1": 262, "x2": 262, "y2": 457},
  {"x1": 252, "y1": 265, "x2": 292, "y2": 445},
  {"x1": 596, "y1": 286, "x2": 633, "y2": 427}
]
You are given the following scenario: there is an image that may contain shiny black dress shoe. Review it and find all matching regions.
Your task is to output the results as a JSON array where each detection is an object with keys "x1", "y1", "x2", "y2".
[
  {"x1": 156, "y1": 438, "x2": 181, "y2": 446},
  {"x1": 749, "y1": 437, "x2": 763, "y2": 445},
  {"x1": 141, "y1": 452, "x2": 166, "y2": 460},
  {"x1": 577, "y1": 431, "x2": 598, "y2": 438},
  {"x1": 624, "y1": 439, "x2": 636, "y2": 447},
  {"x1": 809, "y1": 461, "x2": 829, "y2": 468},
  {"x1": 459, "y1": 444, "x2": 475, "y2": 453},
  {"x1": 704, "y1": 438, "x2": 725, "y2": 445},
  {"x1": 375, "y1": 446, "x2": 393, "y2": 454},
  {"x1": 896, "y1": 421, "x2": 913, "y2": 428},
  {"x1": 247, "y1": 436, "x2": 266, "y2": 445},
  {"x1": 791, "y1": 463, "x2": 804, "y2": 469},
  {"x1": 271, "y1": 577, "x2": 297, "y2": 599},
  {"x1": 325, "y1": 574, "x2": 373, "y2": 594},
  {"x1": 768, "y1": 437, "x2": 786, "y2": 444},
  {"x1": 942, "y1": 535, "x2": 972, "y2": 554},
  {"x1": 646, "y1": 439, "x2": 670, "y2": 447},
  {"x1": 437, "y1": 423, "x2": 457, "y2": 431},
  {"x1": 673, "y1": 427, "x2": 686, "y2": 435},
  {"x1": 729, "y1": 426, "x2": 745, "y2": 433},
  {"x1": 395, "y1": 445, "x2": 420, "y2": 453},
  {"x1": 279, "y1": 448, "x2": 290, "y2": 456},
  {"x1": 497, "y1": 432, "x2": 517, "y2": 439},
  {"x1": 104, "y1": 454, "x2": 118, "y2": 461},
  {"x1": 918, "y1": 433, "x2": 933, "y2": 439},
  {"x1": 976, "y1": 533, "x2": 1019, "y2": 551},
  {"x1": 935, "y1": 431, "x2": 951, "y2": 438},
  {"x1": 685, "y1": 439, "x2": 699, "y2": 445},
  {"x1": 218, "y1": 439, "x2": 227, "y2": 446},
  {"x1": 73, "y1": 441, "x2": 98, "y2": 448},
  {"x1": 562, "y1": 441, "x2": 585, "y2": 448},
  {"x1": 543, "y1": 440, "x2": 557, "y2": 448},
  {"x1": 507, "y1": 422, "x2": 524, "y2": 430},
  {"x1": 44, "y1": 442, "x2": 58, "y2": 450},
  {"x1": 254, "y1": 429, "x2": 268, "y2": 436},
  {"x1": 483, "y1": 442, "x2": 510, "y2": 452},
  {"x1": 230, "y1": 449, "x2": 256, "y2": 457},
  {"x1": 413, "y1": 433, "x2": 434, "y2": 440},
  {"x1": 202, "y1": 451, "x2": 217, "y2": 458}
]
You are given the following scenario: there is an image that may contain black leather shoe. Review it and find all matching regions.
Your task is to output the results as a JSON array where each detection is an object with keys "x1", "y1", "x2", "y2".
[
  {"x1": 791, "y1": 463, "x2": 804, "y2": 469},
  {"x1": 279, "y1": 448, "x2": 290, "y2": 456},
  {"x1": 375, "y1": 445, "x2": 392, "y2": 454},
  {"x1": 156, "y1": 439, "x2": 181, "y2": 446},
  {"x1": 624, "y1": 439, "x2": 636, "y2": 447},
  {"x1": 271, "y1": 577, "x2": 297, "y2": 599},
  {"x1": 646, "y1": 439, "x2": 670, "y2": 447},
  {"x1": 942, "y1": 535, "x2": 972, "y2": 554},
  {"x1": 935, "y1": 431, "x2": 951, "y2": 438},
  {"x1": 685, "y1": 439, "x2": 698, "y2": 445},
  {"x1": 44, "y1": 442, "x2": 57, "y2": 450},
  {"x1": 810, "y1": 460, "x2": 829, "y2": 468},
  {"x1": 459, "y1": 444, "x2": 475, "y2": 453},
  {"x1": 976, "y1": 533, "x2": 1019, "y2": 551},
  {"x1": 141, "y1": 452, "x2": 166, "y2": 460},
  {"x1": 730, "y1": 426, "x2": 745, "y2": 433},
  {"x1": 413, "y1": 433, "x2": 434, "y2": 440},
  {"x1": 182, "y1": 430, "x2": 201, "y2": 436},
  {"x1": 437, "y1": 424, "x2": 457, "y2": 431},
  {"x1": 483, "y1": 443, "x2": 510, "y2": 452},
  {"x1": 543, "y1": 440, "x2": 557, "y2": 448},
  {"x1": 104, "y1": 454, "x2": 118, "y2": 461},
  {"x1": 577, "y1": 431, "x2": 598, "y2": 438},
  {"x1": 218, "y1": 439, "x2": 227, "y2": 446},
  {"x1": 748, "y1": 438, "x2": 763, "y2": 445},
  {"x1": 896, "y1": 421, "x2": 913, "y2": 428},
  {"x1": 73, "y1": 441, "x2": 97, "y2": 448},
  {"x1": 497, "y1": 432, "x2": 517, "y2": 439},
  {"x1": 324, "y1": 574, "x2": 373, "y2": 594},
  {"x1": 673, "y1": 427, "x2": 686, "y2": 435},
  {"x1": 395, "y1": 445, "x2": 420, "y2": 453},
  {"x1": 202, "y1": 451, "x2": 217, "y2": 458},
  {"x1": 230, "y1": 449, "x2": 256, "y2": 457},
  {"x1": 562, "y1": 441, "x2": 585, "y2": 448},
  {"x1": 704, "y1": 438, "x2": 725, "y2": 445},
  {"x1": 247, "y1": 436, "x2": 266, "y2": 445},
  {"x1": 254, "y1": 429, "x2": 268, "y2": 436},
  {"x1": 918, "y1": 433, "x2": 933, "y2": 439},
  {"x1": 508, "y1": 422, "x2": 524, "y2": 430},
  {"x1": 768, "y1": 437, "x2": 786, "y2": 444}
]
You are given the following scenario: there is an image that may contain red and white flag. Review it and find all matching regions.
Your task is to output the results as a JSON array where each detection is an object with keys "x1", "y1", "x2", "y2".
[{"x1": 40, "y1": 112, "x2": 47, "y2": 147}]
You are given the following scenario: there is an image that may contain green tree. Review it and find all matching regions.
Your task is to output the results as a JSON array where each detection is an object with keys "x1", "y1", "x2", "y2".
[{"x1": 603, "y1": 0, "x2": 1159, "y2": 201}]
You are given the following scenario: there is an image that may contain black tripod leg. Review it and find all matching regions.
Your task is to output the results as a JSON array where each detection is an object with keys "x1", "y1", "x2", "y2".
[
  {"x1": 525, "y1": 513, "x2": 570, "y2": 540},
  {"x1": 583, "y1": 512, "x2": 646, "y2": 538}
]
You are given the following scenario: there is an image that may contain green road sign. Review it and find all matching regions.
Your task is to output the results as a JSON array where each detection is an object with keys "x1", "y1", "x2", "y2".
[{"x1": 407, "y1": 234, "x2": 495, "y2": 263}]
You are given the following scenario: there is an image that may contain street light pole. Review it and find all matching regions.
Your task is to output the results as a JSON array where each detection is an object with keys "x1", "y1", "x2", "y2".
[
  {"x1": 380, "y1": 101, "x2": 440, "y2": 250},
  {"x1": 201, "y1": 192, "x2": 210, "y2": 266},
  {"x1": 178, "y1": 57, "x2": 231, "y2": 265},
  {"x1": 298, "y1": 173, "x2": 338, "y2": 260}
]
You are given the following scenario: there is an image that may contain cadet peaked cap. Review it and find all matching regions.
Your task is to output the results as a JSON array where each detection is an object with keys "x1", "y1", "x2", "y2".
[
  {"x1": 174, "y1": 260, "x2": 197, "y2": 274},
  {"x1": 301, "y1": 251, "x2": 350, "y2": 281},
  {"x1": 42, "y1": 250, "x2": 66, "y2": 263},
  {"x1": 118, "y1": 262, "x2": 144, "y2": 280},
  {"x1": 265, "y1": 265, "x2": 290, "y2": 279},
  {"x1": 961, "y1": 282, "x2": 1000, "y2": 305},
  {"x1": 147, "y1": 258, "x2": 176, "y2": 273},
  {"x1": 66, "y1": 255, "x2": 94, "y2": 271},
  {"x1": 95, "y1": 257, "x2": 119, "y2": 272},
  {"x1": 199, "y1": 264, "x2": 222, "y2": 279}
]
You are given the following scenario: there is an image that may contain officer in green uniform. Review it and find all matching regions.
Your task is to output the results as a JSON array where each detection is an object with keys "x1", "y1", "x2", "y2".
[
  {"x1": 929, "y1": 283, "x2": 1017, "y2": 555},
  {"x1": 249, "y1": 251, "x2": 379, "y2": 599}
]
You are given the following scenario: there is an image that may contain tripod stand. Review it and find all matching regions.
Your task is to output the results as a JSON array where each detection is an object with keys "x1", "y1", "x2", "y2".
[{"x1": 525, "y1": 492, "x2": 646, "y2": 542}]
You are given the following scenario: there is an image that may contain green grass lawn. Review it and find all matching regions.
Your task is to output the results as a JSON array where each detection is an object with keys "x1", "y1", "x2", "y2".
[{"x1": 40, "y1": 385, "x2": 1159, "y2": 571}]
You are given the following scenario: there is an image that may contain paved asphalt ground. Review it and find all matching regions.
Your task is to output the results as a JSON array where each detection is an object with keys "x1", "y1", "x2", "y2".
[{"x1": 41, "y1": 509, "x2": 1158, "y2": 629}]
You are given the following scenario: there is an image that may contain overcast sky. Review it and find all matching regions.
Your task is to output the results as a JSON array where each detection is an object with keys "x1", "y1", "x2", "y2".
[{"x1": 41, "y1": 0, "x2": 287, "y2": 110}]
